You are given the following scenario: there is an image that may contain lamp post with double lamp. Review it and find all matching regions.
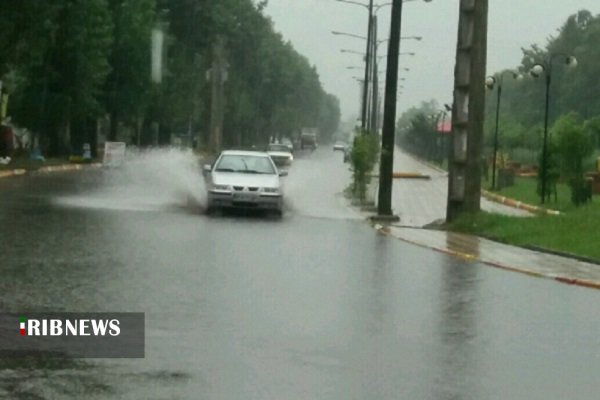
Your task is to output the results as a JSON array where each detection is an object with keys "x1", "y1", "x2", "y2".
[
  {"x1": 333, "y1": 28, "x2": 420, "y2": 132},
  {"x1": 530, "y1": 54, "x2": 578, "y2": 204},
  {"x1": 334, "y1": 0, "x2": 427, "y2": 131},
  {"x1": 485, "y1": 71, "x2": 522, "y2": 191},
  {"x1": 334, "y1": 0, "x2": 377, "y2": 130}
]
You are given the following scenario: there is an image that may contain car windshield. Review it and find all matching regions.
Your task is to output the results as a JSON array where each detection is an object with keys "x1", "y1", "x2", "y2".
[
  {"x1": 268, "y1": 144, "x2": 290, "y2": 152},
  {"x1": 215, "y1": 154, "x2": 276, "y2": 174}
]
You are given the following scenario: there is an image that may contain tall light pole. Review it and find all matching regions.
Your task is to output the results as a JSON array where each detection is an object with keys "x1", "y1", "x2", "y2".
[
  {"x1": 363, "y1": 0, "x2": 374, "y2": 130},
  {"x1": 371, "y1": 0, "x2": 431, "y2": 218},
  {"x1": 530, "y1": 54, "x2": 577, "y2": 204},
  {"x1": 334, "y1": 0, "x2": 425, "y2": 131},
  {"x1": 376, "y1": 0, "x2": 403, "y2": 217},
  {"x1": 334, "y1": 29, "x2": 420, "y2": 134},
  {"x1": 370, "y1": 15, "x2": 379, "y2": 134},
  {"x1": 485, "y1": 71, "x2": 521, "y2": 190}
]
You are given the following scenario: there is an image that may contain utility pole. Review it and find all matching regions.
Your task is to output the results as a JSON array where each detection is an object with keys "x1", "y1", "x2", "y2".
[
  {"x1": 370, "y1": 16, "x2": 379, "y2": 135},
  {"x1": 446, "y1": 0, "x2": 489, "y2": 222},
  {"x1": 375, "y1": 0, "x2": 403, "y2": 219},
  {"x1": 361, "y1": 0, "x2": 374, "y2": 131},
  {"x1": 207, "y1": 37, "x2": 228, "y2": 154}
]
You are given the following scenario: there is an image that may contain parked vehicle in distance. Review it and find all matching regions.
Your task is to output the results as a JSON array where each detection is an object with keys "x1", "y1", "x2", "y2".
[
  {"x1": 333, "y1": 141, "x2": 346, "y2": 152},
  {"x1": 267, "y1": 143, "x2": 294, "y2": 167},
  {"x1": 281, "y1": 138, "x2": 294, "y2": 153},
  {"x1": 204, "y1": 150, "x2": 287, "y2": 216}
]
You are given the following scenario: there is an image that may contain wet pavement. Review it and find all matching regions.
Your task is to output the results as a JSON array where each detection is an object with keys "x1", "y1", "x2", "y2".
[
  {"x1": 391, "y1": 147, "x2": 530, "y2": 227},
  {"x1": 1, "y1": 148, "x2": 599, "y2": 399}
]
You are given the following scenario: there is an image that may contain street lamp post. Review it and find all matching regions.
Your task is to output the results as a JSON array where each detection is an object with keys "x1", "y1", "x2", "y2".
[
  {"x1": 530, "y1": 54, "x2": 577, "y2": 204},
  {"x1": 371, "y1": 15, "x2": 379, "y2": 134},
  {"x1": 485, "y1": 71, "x2": 521, "y2": 191},
  {"x1": 334, "y1": 0, "x2": 426, "y2": 131}
]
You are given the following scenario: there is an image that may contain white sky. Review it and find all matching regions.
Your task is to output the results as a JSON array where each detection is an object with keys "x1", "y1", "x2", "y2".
[{"x1": 263, "y1": 0, "x2": 600, "y2": 120}]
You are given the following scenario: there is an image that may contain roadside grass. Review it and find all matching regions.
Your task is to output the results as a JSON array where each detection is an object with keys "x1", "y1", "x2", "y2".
[
  {"x1": 449, "y1": 196, "x2": 600, "y2": 261},
  {"x1": 491, "y1": 176, "x2": 574, "y2": 212}
]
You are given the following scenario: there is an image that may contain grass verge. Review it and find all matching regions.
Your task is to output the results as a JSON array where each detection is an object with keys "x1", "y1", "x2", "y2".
[
  {"x1": 448, "y1": 198, "x2": 600, "y2": 261},
  {"x1": 491, "y1": 176, "x2": 573, "y2": 212}
]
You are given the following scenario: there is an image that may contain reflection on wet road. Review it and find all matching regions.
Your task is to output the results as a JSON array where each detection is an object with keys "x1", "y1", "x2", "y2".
[{"x1": 0, "y1": 149, "x2": 599, "y2": 399}]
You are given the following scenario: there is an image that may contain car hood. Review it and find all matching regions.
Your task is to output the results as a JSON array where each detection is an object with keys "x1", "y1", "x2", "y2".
[{"x1": 211, "y1": 172, "x2": 280, "y2": 188}]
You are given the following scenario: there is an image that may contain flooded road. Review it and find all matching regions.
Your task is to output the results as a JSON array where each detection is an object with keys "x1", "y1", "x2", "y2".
[{"x1": 1, "y1": 149, "x2": 599, "y2": 399}]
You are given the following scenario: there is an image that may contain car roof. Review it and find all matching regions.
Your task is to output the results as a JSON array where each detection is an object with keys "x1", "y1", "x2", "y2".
[{"x1": 220, "y1": 150, "x2": 269, "y2": 157}]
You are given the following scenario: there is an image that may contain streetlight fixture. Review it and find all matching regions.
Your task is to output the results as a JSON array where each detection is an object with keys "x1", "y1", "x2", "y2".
[
  {"x1": 530, "y1": 54, "x2": 577, "y2": 204},
  {"x1": 341, "y1": 49, "x2": 366, "y2": 56},
  {"x1": 485, "y1": 70, "x2": 522, "y2": 190},
  {"x1": 332, "y1": 31, "x2": 422, "y2": 43},
  {"x1": 335, "y1": 0, "x2": 395, "y2": 14},
  {"x1": 333, "y1": 0, "x2": 375, "y2": 130},
  {"x1": 333, "y1": 0, "x2": 429, "y2": 137}
]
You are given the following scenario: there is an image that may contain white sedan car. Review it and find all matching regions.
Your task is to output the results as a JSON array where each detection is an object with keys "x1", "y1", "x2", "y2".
[
  {"x1": 204, "y1": 150, "x2": 287, "y2": 215},
  {"x1": 267, "y1": 143, "x2": 294, "y2": 167}
]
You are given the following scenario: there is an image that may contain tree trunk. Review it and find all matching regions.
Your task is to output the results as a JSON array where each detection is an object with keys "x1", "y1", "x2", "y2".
[{"x1": 109, "y1": 108, "x2": 119, "y2": 141}]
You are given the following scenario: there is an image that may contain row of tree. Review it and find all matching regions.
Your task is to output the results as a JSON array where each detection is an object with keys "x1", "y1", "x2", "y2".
[
  {"x1": 397, "y1": 12, "x2": 600, "y2": 166},
  {"x1": 395, "y1": 99, "x2": 448, "y2": 164},
  {"x1": 483, "y1": 9, "x2": 600, "y2": 165},
  {"x1": 0, "y1": 0, "x2": 340, "y2": 157}
]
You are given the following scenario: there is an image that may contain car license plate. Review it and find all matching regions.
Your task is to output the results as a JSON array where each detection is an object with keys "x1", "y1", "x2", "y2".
[{"x1": 233, "y1": 192, "x2": 255, "y2": 201}]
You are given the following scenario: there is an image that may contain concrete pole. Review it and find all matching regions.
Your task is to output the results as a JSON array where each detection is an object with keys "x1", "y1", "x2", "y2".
[{"x1": 446, "y1": 0, "x2": 489, "y2": 221}]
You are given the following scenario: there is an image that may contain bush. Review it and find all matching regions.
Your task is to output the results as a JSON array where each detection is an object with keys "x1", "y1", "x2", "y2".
[
  {"x1": 552, "y1": 113, "x2": 593, "y2": 206},
  {"x1": 350, "y1": 129, "x2": 379, "y2": 202}
]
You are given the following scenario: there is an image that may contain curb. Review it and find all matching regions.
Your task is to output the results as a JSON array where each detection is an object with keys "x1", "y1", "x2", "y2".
[
  {"x1": 481, "y1": 189, "x2": 560, "y2": 215},
  {"x1": 36, "y1": 163, "x2": 102, "y2": 173},
  {"x1": 0, "y1": 169, "x2": 27, "y2": 179},
  {"x1": 0, "y1": 163, "x2": 103, "y2": 179},
  {"x1": 392, "y1": 172, "x2": 431, "y2": 179},
  {"x1": 372, "y1": 223, "x2": 600, "y2": 291}
]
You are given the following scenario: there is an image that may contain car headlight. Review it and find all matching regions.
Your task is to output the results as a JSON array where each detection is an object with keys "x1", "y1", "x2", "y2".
[
  {"x1": 289, "y1": 154, "x2": 294, "y2": 161},
  {"x1": 212, "y1": 184, "x2": 231, "y2": 191},
  {"x1": 263, "y1": 187, "x2": 280, "y2": 194}
]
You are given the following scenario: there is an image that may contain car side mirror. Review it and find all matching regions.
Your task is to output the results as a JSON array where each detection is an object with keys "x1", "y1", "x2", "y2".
[
  {"x1": 279, "y1": 170, "x2": 288, "y2": 177},
  {"x1": 203, "y1": 164, "x2": 212, "y2": 172}
]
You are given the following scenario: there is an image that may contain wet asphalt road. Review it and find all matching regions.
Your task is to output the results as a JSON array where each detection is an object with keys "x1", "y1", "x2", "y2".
[{"x1": 0, "y1": 148, "x2": 599, "y2": 399}]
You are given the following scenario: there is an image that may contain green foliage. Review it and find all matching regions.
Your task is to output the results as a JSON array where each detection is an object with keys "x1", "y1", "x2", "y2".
[
  {"x1": 536, "y1": 140, "x2": 560, "y2": 204},
  {"x1": 449, "y1": 200, "x2": 600, "y2": 261},
  {"x1": 396, "y1": 102, "x2": 444, "y2": 163},
  {"x1": 551, "y1": 113, "x2": 593, "y2": 206},
  {"x1": 0, "y1": 0, "x2": 340, "y2": 155},
  {"x1": 350, "y1": 130, "x2": 379, "y2": 202},
  {"x1": 483, "y1": 10, "x2": 600, "y2": 156}
]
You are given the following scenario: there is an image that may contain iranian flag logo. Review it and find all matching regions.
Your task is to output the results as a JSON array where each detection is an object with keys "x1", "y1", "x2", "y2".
[{"x1": 20, "y1": 317, "x2": 26, "y2": 336}]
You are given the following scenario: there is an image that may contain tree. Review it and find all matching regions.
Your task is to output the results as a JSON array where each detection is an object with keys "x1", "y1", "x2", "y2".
[
  {"x1": 552, "y1": 113, "x2": 593, "y2": 206},
  {"x1": 0, "y1": 0, "x2": 340, "y2": 156},
  {"x1": 104, "y1": 0, "x2": 156, "y2": 142}
]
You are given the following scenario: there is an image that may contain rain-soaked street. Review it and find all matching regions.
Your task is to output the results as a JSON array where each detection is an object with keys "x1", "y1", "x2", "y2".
[{"x1": 1, "y1": 148, "x2": 600, "y2": 399}]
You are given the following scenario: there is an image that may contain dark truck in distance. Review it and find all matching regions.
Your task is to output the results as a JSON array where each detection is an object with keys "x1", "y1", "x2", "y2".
[{"x1": 300, "y1": 128, "x2": 318, "y2": 150}]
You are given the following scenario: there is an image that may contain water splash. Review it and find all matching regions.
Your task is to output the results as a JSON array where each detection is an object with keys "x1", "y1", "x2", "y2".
[{"x1": 56, "y1": 148, "x2": 206, "y2": 213}]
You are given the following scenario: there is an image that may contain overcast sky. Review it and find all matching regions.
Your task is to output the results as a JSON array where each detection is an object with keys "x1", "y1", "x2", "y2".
[{"x1": 263, "y1": 0, "x2": 600, "y2": 121}]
